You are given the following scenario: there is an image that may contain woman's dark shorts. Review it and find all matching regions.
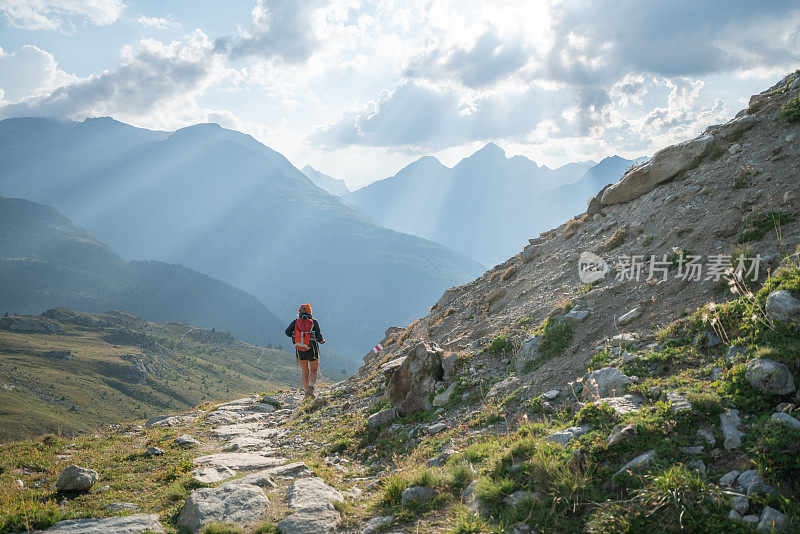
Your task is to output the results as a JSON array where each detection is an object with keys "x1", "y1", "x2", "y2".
[{"x1": 296, "y1": 345, "x2": 319, "y2": 362}]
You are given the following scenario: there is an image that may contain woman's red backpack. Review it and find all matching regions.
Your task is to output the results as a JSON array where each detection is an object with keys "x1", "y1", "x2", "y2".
[{"x1": 294, "y1": 317, "x2": 314, "y2": 351}]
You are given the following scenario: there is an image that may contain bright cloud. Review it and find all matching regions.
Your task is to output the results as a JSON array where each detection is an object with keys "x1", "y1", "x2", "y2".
[{"x1": 0, "y1": 0, "x2": 124, "y2": 31}]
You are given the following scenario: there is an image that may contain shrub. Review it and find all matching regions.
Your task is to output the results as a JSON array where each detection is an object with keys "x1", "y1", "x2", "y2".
[
  {"x1": 537, "y1": 318, "x2": 574, "y2": 360},
  {"x1": 738, "y1": 210, "x2": 794, "y2": 243},
  {"x1": 485, "y1": 334, "x2": 513, "y2": 355},
  {"x1": 779, "y1": 94, "x2": 800, "y2": 122},
  {"x1": 604, "y1": 226, "x2": 629, "y2": 251}
]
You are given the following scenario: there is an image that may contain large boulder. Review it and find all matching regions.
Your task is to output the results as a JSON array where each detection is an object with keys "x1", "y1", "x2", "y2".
[
  {"x1": 582, "y1": 367, "x2": 632, "y2": 400},
  {"x1": 744, "y1": 358, "x2": 796, "y2": 395},
  {"x1": 177, "y1": 484, "x2": 269, "y2": 534},
  {"x1": 601, "y1": 134, "x2": 714, "y2": 205},
  {"x1": 55, "y1": 465, "x2": 98, "y2": 491},
  {"x1": 385, "y1": 341, "x2": 443, "y2": 414},
  {"x1": 765, "y1": 290, "x2": 800, "y2": 327}
]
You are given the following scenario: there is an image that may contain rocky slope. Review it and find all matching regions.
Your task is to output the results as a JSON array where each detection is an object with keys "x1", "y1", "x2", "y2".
[{"x1": 2, "y1": 75, "x2": 800, "y2": 534}]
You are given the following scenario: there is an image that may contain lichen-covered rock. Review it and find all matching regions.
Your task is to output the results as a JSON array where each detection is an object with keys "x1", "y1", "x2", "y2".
[
  {"x1": 744, "y1": 358, "x2": 796, "y2": 395},
  {"x1": 765, "y1": 290, "x2": 800, "y2": 327},
  {"x1": 367, "y1": 408, "x2": 396, "y2": 428},
  {"x1": 582, "y1": 367, "x2": 632, "y2": 399},
  {"x1": 55, "y1": 465, "x2": 98, "y2": 491},
  {"x1": 28, "y1": 514, "x2": 163, "y2": 533},
  {"x1": 401, "y1": 486, "x2": 436, "y2": 504}
]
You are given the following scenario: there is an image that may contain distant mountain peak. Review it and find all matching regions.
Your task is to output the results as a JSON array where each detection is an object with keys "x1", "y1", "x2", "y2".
[{"x1": 473, "y1": 142, "x2": 506, "y2": 159}]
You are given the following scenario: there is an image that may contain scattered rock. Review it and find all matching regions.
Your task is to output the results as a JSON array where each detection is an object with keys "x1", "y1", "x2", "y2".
[
  {"x1": 719, "y1": 470, "x2": 740, "y2": 487},
  {"x1": 367, "y1": 408, "x2": 396, "y2": 428},
  {"x1": 55, "y1": 465, "x2": 98, "y2": 491},
  {"x1": 205, "y1": 410, "x2": 242, "y2": 425},
  {"x1": 362, "y1": 515, "x2": 394, "y2": 534},
  {"x1": 733, "y1": 495, "x2": 749, "y2": 515},
  {"x1": 607, "y1": 423, "x2": 637, "y2": 447},
  {"x1": 104, "y1": 503, "x2": 141, "y2": 512},
  {"x1": 227, "y1": 470, "x2": 277, "y2": 488},
  {"x1": 286, "y1": 477, "x2": 344, "y2": 510},
  {"x1": 758, "y1": 506, "x2": 786, "y2": 532},
  {"x1": 666, "y1": 391, "x2": 692, "y2": 414},
  {"x1": 487, "y1": 376, "x2": 521, "y2": 399},
  {"x1": 593, "y1": 395, "x2": 644, "y2": 415},
  {"x1": 146, "y1": 447, "x2": 163, "y2": 456},
  {"x1": 401, "y1": 486, "x2": 436, "y2": 504},
  {"x1": 441, "y1": 354, "x2": 459, "y2": 379},
  {"x1": 266, "y1": 462, "x2": 313, "y2": 479},
  {"x1": 544, "y1": 425, "x2": 590, "y2": 445},
  {"x1": 542, "y1": 389, "x2": 560, "y2": 400},
  {"x1": 720, "y1": 409, "x2": 744, "y2": 450},
  {"x1": 726, "y1": 346, "x2": 749, "y2": 363},
  {"x1": 680, "y1": 446, "x2": 704, "y2": 455},
  {"x1": 743, "y1": 514, "x2": 760, "y2": 525},
  {"x1": 193, "y1": 466, "x2": 236, "y2": 484},
  {"x1": 729, "y1": 509, "x2": 743, "y2": 522},
  {"x1": 427, "y1": 451, "x2": 452, "y2": 467},
  {"x1": 744, "y1": 358, "x2": 796, "y2": 395},
  {"x1": 175, "y1": 434, "x2": 201, "y2": 446},
  {"x1": 177, "y1": 484, "x2": 269, "y2": 534},
  {"x1": 615, "y1": 450, "x2": 657, "y2": 477},
  {"x1": 432, "y1": 382, "x2": 458, "y2": 407},
  {"x1": 516, "y1": 335, "x2": 541, "y2": 373},
  {"x1": 697, "y1": 428, "x2": 716, "y2": 446},
  {"x1": 765, "y1": 290, "x2": 800, "y2": 327},
  {"x1": 687, "y1": 460, "x2": 707, "y2": 479},
  {"x1": 27, "y1": 514, "x2": 164, "y2": 533},
  {"x1": 565, "y1": 309, "x2": 589, "y2": 322},
  {"x1": 582, "y1": 367, "x2": 632, "y2": 399},
  {"x1": 618, "y1": 308, "x2": 641, "y2": 325},
  {"x1": 737, "y1": 470, "x2": 762, "y2": 492},
  {"x1": 771, "y1": 412, "x2": 800, "y2": 429},
  {"x1": 277, "y1": 503, "x2": 340, "y2": 534},
  {"x1": 193, "y1": 453, "x2": 285, "y2": 471},
  {"x1": 425, "y1": 423, "x2": 448, "y2": 435}
]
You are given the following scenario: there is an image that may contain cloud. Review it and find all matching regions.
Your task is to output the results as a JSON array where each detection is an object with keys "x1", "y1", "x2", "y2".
[
  {"x1": 0, "y1": 30, "x2": 224, "y2": 122},
  {"x1": 405, "y1": 29, "x2": 529, "y2": 88},
  {"x1": 310, "y1": 81, "x2": 559, "y2": 149},
  {"x1": 611, "y1": 74, "x2": 646, "y2": 107},
  {"x1": 221, "y1": 0, "x2": 327, "y2": 63},
  {"x1": 0, "y1": 44, "x2": 76, "y2": 101},
  {"x1": 0, "y1": 0, "x2": 124, "y2": 31},
  {"x1": 135, "y1": 15, "x2": 181, "y2": 30}
]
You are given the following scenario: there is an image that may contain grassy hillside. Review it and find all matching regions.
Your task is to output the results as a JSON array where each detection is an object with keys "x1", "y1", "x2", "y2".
[{"x1": 0, "y1": 308, "x2": 314, "y2": 442}]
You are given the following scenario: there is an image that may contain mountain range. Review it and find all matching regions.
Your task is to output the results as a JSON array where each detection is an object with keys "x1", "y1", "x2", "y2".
[
  {"x1": 0, "y1": 117, "x2": 484, "y2": 363},
  {"x1": 301, "y1": 165, "x2": 350, "y2": 196},
  {"x1": 344, "y1": 144, "x2": 642, "y2": 265},
  {"x1": 0, "y1": 195, "x2": 287, "y2": 348}
]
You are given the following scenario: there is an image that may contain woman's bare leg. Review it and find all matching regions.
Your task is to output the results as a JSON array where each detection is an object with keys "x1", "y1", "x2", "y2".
[
  {"x1": 309, "y1": 359, "x2": 319, "y2": 388},
  {"x1": 299, "y1": 359, "x2": 310, "y2": 391}
]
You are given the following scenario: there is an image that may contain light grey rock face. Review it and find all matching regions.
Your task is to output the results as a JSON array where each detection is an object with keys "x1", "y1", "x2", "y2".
[
  {"x1": 542, "y1": 390, "x2": 560, "y2": 400},
  {"x1": 277, "y1": 503, "x2": 340, "y2": 534},
  {"x1": 565, "y1": 309, "x2": 589, "y2": 322},
  {"x1": 205, "y1": 410, "x2": 241, "y2": 425},
  {"x1": 193, "y1": 453, "x2": 286, "y2": 471},
  {"x1": 432, "y1": 382, "x2": 458, "y2": 407},
  {"x1": 55, "y1": 465, "x2": 98, "y2": 491},
  {"x1": 362, "y1": 515, "x2": 394, "y2": 534},
  {"x1": 714, "y1": 114, "x2": 759, "y2": 138},
  {"x1": 385, "y1": 341, "x2": 444, "y2": 414},
  {"x1": 615, "y1": 450, "x2": 657, "y2": 477},
  {"x1": 765, "y1": 290, "x2": 800, "y2": 327},
  {"x1": 594, "y1": 395, "x2": 644, "y2": 415},
  {"x1": 267, "y1": 462, "x2": 313, "y2": 479},
  {"x1": 29, "y1": 514, "x2": 164, "y2": 533},
  {"x1": 401, "y1": 486, "x2": 436, "y2": 504},
  {"x1": 758, "y1": 506, "x2": 786, "y2": 532},
  {"x1": 607, "y1": 423, "x2": 637, "y2": 447},
  {"x1": 544, "y1": 425, "x2": 590, "y2": 445},
  {"x1": 367, "y1": 408, "x2": 396, "y2": 428},
  {"x1": 601, "y1": 134, "x2": 714, "y2": 205},
  {"x1": 516, "y1": 335, "x2": 541, "y2": 373},
  {"x1": 0, "y1": 315, "x2": 61, "y2": 333},
  {"x1": 667, "y1": 391, "x2": 692, "y2": 414},
  {"x1": 175, "y1": 434, "x2": 201, "y2": 446},
  {"x1": 744, "y1": 358, "x2": 796, "y2": 395},
  {"x1": 286, "y1": 477, "x2": 344, "y2": 510},
  {"x1": 441, "y1": 354, "x2": 459, "y2": 380},
  {"x1": 177, "y1": 484, "x2": 269, "y2": 534},
  {"x1": 720, "y1": 409, "x2": 744, "y2": 450},
  {"x1": 425, "y1": 423, "x2": 448, "y2": 435},
  {"x1": 193, "y1": 466, "x2": 236, "y2": 484},
  {"x1": 771, "y1": 412, "x2": 800, "y2": 429},
  {"x1": 582, "y1": 367, "x2": 632, "y2": 399},
  {"x1": 618, "y1": 308, "x2": 641, "y2": 325}
]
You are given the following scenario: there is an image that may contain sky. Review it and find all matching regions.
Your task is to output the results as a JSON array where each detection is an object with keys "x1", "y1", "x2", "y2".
[{"x1": 0, "y1": 1, "x2": 798, "y2": 189}]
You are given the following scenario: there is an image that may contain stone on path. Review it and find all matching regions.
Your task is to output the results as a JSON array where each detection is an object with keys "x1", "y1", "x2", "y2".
[
  {"x1": 29, "y1": 515, "x2": 163, "y2": 533},
  {"x1": 205, "y1": 410, "x2": 241, "y2": 425},
  {"x1": 267, "y1": 461, "x2": 313, "y2": 479},
  {"x1": 193, "y1": 466, "x2": 236, "y2": 484},
  {"x1": 193, "y1": 452, "x2": 286, "y2": 471},
  {"x1": 177, "y1": 484, "x2": 269, "y2": 534},
  {"x1": 277, "y1": 502, "x2": 340, "y2": 534},
  {"x1": 55, "y1": 465, "x2": 98, "y2": 491},
  {"x1": 286, "y1": 477, "x2": 344, "y2": 510},
  {"x1": 226, "y1": 470, "x2": 277, "y2": 488}
]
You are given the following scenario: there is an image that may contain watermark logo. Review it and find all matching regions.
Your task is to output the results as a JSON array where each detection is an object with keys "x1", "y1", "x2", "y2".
[
  {"x1": 578, "y1": 251, "x2": 611, "y2": 283},
  {"x1": 577, "y1": 249, "x2": 762, "y2": 284}
]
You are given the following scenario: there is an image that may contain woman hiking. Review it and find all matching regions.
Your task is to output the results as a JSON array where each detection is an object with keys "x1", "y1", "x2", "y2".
[{"x1": 285, "y1": 303, "x2": 325, "y2": 398}]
